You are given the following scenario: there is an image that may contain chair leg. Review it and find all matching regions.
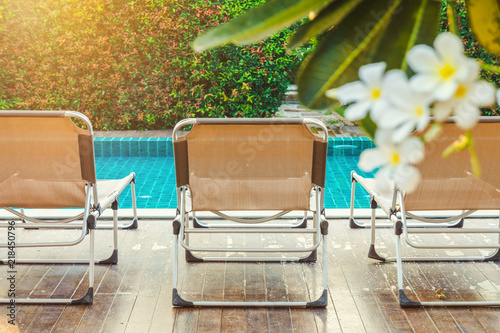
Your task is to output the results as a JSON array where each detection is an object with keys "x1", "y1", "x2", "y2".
[
  {"x1": 73, "y1": 227, "x2": 96, "y2": 304},
  {"x1": 368, "y1": 200, "x2": 386, "y2": 261},
  {"x1": 124, "y1": 180, "x2": 139, "y2": 229},
  {"x1": 395, "y1": 221, "x2": 421, "y2": 308},
  {"x1": 349, "y1": 173, "x2": 364, "y2": 229},
  {"x1": 98, "y1": 201, "x2": 119, "y2": 264}
]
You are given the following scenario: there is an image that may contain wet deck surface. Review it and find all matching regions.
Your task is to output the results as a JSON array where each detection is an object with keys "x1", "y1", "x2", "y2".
[{"x1": 0, "y1": 217, "x2": 499, "y2": 332}]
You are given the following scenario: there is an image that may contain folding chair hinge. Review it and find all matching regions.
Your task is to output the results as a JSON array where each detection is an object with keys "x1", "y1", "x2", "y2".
[
  {"x1": 172, "y1": 220, "x2": 181, "y2": 235},
  {"x1": 350, "y1": 171, "x2": 357, "y2": 183},
  {"x1": 395, "y1": 221, "x2": 403, "y2": 236},
  {"x1": 87, "y1": 215, "x2": 96, "y2": 230},
  {"x1": 111, "y1": 200, "x2": 119, "y2": 211},
  {"x1": 93, "y1": 203, "x2": 102, "y2": 215},
  {"x1": 321, "y1": 220, "x2": 329, "y2": 235},
  {"x1": 370, "y1": 197, "x2": 378, "y2": 209}
]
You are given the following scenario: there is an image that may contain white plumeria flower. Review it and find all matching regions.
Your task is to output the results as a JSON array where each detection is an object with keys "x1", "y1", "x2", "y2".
[
  {"x1": 326, "y1": 62, "x2": 393, "y2": 122},
  {"x1": 376, "y1": 70, "x2": 433, "y2": 142},
  {"x1": 496, "y1": 89, "x2": 500, "y2": 106},
  {"x1": 359, "y1": 131, "x2": 425, "y2": 193},
  {"x1": 407, "y1": 32, "x2": 471, "y2": 101},
  {"x1": 433, "y1": 60, "x2": 496, "y2": 129}
]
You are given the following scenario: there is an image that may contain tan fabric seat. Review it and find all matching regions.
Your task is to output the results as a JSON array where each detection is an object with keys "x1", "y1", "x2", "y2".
[
  {"x1": 171, "y1": 118, "x2": 330, "y2": 308},
  {"x1": 349, "y1": 117, "x2": 500, "y2": 307},
  {"x1": 0, "y1": 110, "x2": 137, "y2": 305}
]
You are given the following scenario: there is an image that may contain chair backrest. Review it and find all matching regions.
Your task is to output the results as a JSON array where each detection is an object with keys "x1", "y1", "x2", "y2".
[
  {"x1": 173, "y1": 118, "x2": 328, "y2": 211},
  {"x1": 405, "y1": 117, "x2": 500, "y2": 211},
  {"x1": 0, "y1": 111, "x2": 96, "y2": 208}
]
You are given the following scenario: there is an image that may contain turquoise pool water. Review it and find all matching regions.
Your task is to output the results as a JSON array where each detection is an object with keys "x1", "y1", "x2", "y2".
[{"x1": 94, "y1": 137, "x2": 375, "y2": 209}]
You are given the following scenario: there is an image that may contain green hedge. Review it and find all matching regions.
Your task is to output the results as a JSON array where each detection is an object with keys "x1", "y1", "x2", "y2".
[
  {"x1": 0, "y1": 0, "x2": 301, "y2": 130},
  {"x1": 440, "y1": 0, "x2": 500, "y2": 115}
]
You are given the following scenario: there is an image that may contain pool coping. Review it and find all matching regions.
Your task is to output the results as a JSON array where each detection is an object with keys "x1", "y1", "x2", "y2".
[
  {"x1": 1, "y1": 208, "x2": 497, "y2": 220},
  {"x1": 93, "y1": 136, "x2": 375, "y2": 157}
]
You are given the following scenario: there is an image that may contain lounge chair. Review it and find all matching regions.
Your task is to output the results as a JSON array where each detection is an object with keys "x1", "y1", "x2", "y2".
[
  {"x1": 350, "y1": 117, "x2": 500, "y2": 307},
  {"x1": 171, "y1": 118, "x2": 329, "y2": 307},
  {"x1": 0, "y1": 110, "x2": 137, "y2": 304}
]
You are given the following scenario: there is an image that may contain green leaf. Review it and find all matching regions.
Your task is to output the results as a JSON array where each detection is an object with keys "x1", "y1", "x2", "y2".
[
  {"x1": 466, "y1": 0, "x2": 500, "y2": 56},
  {"x1": 296, "y1": 0, "x2": 441, "y2": 110},
  {"x1": 445, "y1": 1, "x2": 459, "y2": 36},
  {"x1": 287, "y1": 0, "x2": 364, "y2": 51},
  {"x1": 358, "y1": 113, "x2": 377, "y2": 139},
  {"x1": 369, "y1": 0, "x2": 441, "y2": 72},
  {"x1": 296, "y1": 0, "x2": 402, "y2": 109},
  {"x1": 192, "y1": 0, "x2": 333, "y2": 52}
]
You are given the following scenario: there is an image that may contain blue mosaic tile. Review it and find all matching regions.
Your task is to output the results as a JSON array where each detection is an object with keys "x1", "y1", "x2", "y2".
[
  {"x1": 129, "y1": 138, "x2": 140, "y2": 157},
  {"x1": 139, "y1": 139, "x2": 149, "y2": 157},
  {"x1": 93, "y1": 136, "x2": 376, "y2": 209}
]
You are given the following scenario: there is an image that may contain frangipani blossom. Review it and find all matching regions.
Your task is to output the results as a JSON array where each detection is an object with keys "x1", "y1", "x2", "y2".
[
  {"x1": 359, "y1": 131, "x2": 425, "y2": 193},
  {"x1": 377, "y1": 70, "x2": 432, "y2": 142},
  {"x1": 407, "y1": 32, "x2": 471, "y2": 101},
  {"x1": 433, "y1": 61, "x2": 496, "y2": 129},
  {"x1": 326, "y1": 62, "x2": 393, "y2": 122}
]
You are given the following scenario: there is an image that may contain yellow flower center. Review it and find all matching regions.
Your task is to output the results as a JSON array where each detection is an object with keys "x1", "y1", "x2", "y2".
[
  {"x1": 391, "y1": 152, "x2": 400, "y2": 165},
  {"x1": 439, "y1": 63, "x2": 455, "y2": 79},
  {"x1": 415, "y1": 106, "x2": 423, "y2": 117},
  {"x1": 371, "y1": 88, "x2": 381, "y2": 100},
  {"x1": 454, "y1": 84, "x2": 467, "y2": 98}
]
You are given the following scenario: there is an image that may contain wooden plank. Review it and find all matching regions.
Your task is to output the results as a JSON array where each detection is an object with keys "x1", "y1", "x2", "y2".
[
  {"x1": 361, "y1": 219, "x2": 440, "y2": 333},
  {"x1": 341, "y1": 225, "x2": 396, "y2": 333},
  {"x1": 197, "y1": 257, "x2": 223, "y2": 332},
  {"x1": 264, "y1": 262, "x2": 293, "y2": 332},
  {"x1": 0, "y1": 228, "x2": 59, "y2": 332},
  {"x1": 74, "y1": 294, "x2": 115, "y2": 332},
  {"x1": 51, "y1": 264, "x2": 110, "y2": 331},
  {"x1": 171, "y1": 245, "x2": 204, "y2": 331},
  {"x1": 285, "y1": 263, "x2": 318, "y2": 332},
  {"x1": 148, "y1": 228, "x2": 176, "y2": 332},
  {"x1": 241, "y1": 224, "x2": 268, "y2": 333},
  {"x1": 125, "y1": 295, "x2": 157, "y2": 333},
  {"x1": 260, "y1": 230, "x2": 293, "y2": 333},
  {"x1": 100, "y1": 294, "x2": 136, "y2": 333},
  {"x1": 325, "y1": 221, "x2": 367, "y2": 333},
  {"x1": 2, "y1": 218, "x2": 498, "y2": 332},
  {"x1": 221, "y1": 232, "x2": 246, "y2": 333},
  {"x1": 387, "y1": 223, "x2": 471, "y2": 332}
]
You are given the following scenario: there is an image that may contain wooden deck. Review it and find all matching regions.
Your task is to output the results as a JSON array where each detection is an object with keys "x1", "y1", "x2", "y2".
[{"x1": 1, "y1": 217, "x2": 499, "y2": 332}]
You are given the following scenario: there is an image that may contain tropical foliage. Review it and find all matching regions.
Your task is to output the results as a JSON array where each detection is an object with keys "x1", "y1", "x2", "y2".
[
  {"x1": 0, "y1": 0, "x2": 301, "y2": 130},
  {"x1": 194, "y1": 0, "x2": 500, "y2": 193},
  {"x1": 194, "y1": 0, "x2": 500, "y2": 136}
]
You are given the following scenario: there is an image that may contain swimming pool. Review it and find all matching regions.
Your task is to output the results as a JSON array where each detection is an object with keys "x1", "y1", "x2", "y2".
[{"x1": 94, "y1": 137, "x2": 375, "y2": 209}]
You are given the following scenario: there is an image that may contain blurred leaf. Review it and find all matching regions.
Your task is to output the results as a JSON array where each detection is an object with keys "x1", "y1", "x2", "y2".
[
  {"x1": 358, "y1": 113, "x2": 377, "y2": 139},
  {"x1": 469, "y1": 141, "x2": 481, "y2": 177},
  {"x1": 296, "y1": 0, "x2": 401, "y2": 109},
  {"x1": 422, "y1": 122, "x2": 442, "y2": 142},
  {"x1": 445, "y1": 1, "x2": 459, "y2": 35},
  {"x1": 287, "y1": 0, "x2": 364, "y2": 51},
  {"x1": 479, "y1": 60, "x2": 500, "y2": 72},
  {"x1": 370, "y1": 0, "x2": 441, "y2": 72},
  {"x1": 193, "y1": 0, "x2": 333, "y2": 52},
  {"x1": 466, "y1": 0, "x2": 500, "y2": 56},
  {"x1": 297, "y1": 0, "x2": 441, "y2": 109}
]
